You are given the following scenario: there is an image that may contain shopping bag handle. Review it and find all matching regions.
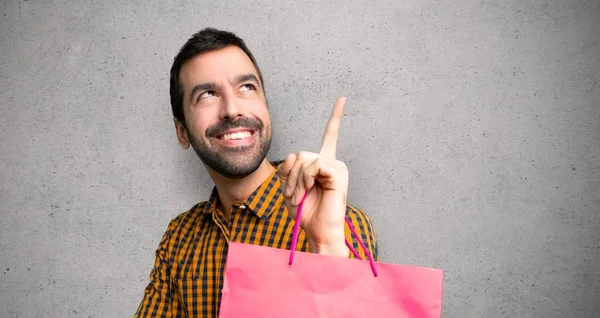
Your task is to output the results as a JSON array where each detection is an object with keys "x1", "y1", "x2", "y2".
[{"x1": 288, "y1": 191, "x2": 378, "y2": 277}]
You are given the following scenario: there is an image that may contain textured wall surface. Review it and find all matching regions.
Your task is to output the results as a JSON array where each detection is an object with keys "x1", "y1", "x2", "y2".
[{"x1": 1, "y1": 0, "x2": 599, "y2": 317}]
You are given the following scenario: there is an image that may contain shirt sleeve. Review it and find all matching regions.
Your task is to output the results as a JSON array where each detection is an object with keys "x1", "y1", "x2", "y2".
[
  {"x1": 344, "y1": 205, "x2": 379, "y2": 262},
  {"x1": 134, "y1": 216, "x2": 184, "y2": 317}
]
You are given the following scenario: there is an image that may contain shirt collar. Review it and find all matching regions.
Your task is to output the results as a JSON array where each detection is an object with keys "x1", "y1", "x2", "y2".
[{"x1": 202, "y1": 160, "x2": 284, "y2": 219}]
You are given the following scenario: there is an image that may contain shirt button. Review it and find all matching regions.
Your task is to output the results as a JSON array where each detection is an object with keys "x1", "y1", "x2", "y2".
[{"x1": 239, "y1": 205, "x2": 246, "y2": 210}]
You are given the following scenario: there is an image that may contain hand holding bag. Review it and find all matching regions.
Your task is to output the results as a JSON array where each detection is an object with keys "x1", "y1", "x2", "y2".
[{"x1": 219, "y1": 193, "x2": 444, "y2": 317}]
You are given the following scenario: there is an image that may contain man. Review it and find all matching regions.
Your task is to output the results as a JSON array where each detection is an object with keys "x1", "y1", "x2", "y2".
[{"x1": 135, "y1": 28, "x2": 378, "y2": 317}]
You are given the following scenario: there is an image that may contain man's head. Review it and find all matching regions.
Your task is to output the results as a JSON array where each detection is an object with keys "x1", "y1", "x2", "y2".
[{"x1": 170, "y1": 28, "x2": 272, "y2": 178}]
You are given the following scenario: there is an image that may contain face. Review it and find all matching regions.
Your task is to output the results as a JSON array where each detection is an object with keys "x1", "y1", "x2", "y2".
[{"x1": 176, "y1": 46, "x2": 272, "y2": 178}]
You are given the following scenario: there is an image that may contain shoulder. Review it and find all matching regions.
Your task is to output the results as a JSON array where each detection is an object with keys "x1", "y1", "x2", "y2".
[
  {"x1": 344, "y1": 203, "x2": 379, "y2": 260},
  {"x1": 345, "y1": 204, "x2": 373, "y2": 225},
  {"x1": 159, "y1": 202, "x2": 208, "y2": 243},
  {"x1": 345, "y1": 203, "x2": 377, "y2": 238}
]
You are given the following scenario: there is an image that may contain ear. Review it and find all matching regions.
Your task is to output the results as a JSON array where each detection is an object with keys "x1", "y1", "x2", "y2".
[{"x1": 174, "y1": 117, "x2": 191, "y2": 149}]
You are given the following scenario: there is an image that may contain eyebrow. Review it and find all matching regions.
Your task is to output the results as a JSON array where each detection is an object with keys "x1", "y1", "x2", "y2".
[
  {"x1": 189, "y1": 82, "x2": 216, "y2": 103},
  {"x1": 234, "y1": 73, "x2": 260, "y2": 86},
  {"x1": 188, "y1": 73, "x2": 261, "y2": 103}
]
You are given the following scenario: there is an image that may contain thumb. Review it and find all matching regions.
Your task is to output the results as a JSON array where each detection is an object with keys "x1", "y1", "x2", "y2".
[{"x1": 277, "y1": 153, "x2": 296, "y2": 194}]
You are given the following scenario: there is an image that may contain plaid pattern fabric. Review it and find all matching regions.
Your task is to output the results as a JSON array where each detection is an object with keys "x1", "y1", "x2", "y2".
[{"x1": 135, "y1": 165, "x2": 378, "y2": 317}]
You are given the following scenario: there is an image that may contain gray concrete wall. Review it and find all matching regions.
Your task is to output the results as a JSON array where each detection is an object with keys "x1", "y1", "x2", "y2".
[{"x1": 1, "y1": 0, "x2": 598, "y2": 317}]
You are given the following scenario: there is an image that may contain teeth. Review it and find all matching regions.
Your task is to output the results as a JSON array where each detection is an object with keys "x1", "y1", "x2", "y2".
[{"x1": 221, "y1": 131, "x2": 252, "y2": 140}]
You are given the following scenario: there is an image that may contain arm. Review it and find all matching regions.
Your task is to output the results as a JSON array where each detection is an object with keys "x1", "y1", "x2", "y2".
[
  {"x1": 134, "y1": 218, "x2": 183, "y2": 317},
  {"x1": 277, "y1": 97, "x2": 378, "y2": 259}
]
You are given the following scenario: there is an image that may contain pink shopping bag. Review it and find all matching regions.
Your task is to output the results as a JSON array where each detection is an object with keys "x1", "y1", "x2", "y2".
[{"x1": 219, "y1": 196, "x2": 444, "y2": 317}]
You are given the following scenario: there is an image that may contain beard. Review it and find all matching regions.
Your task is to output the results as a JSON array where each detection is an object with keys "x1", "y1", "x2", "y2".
[{"x1": 188, "y1": 117, "x2": 272, "y2": 179}]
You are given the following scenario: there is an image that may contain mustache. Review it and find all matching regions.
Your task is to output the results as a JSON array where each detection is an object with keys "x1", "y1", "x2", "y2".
[{"x1": 206, "y1": 117, "x2": 263, "y2": 137}]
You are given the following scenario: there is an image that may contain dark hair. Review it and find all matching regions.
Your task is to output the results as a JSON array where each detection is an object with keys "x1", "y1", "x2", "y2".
[{"x1": 169, "y1": 28, "x2": 265, "y2": 126}]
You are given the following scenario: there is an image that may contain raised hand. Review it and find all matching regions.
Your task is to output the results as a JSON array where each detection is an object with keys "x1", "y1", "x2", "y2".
[{"x1": 278, "y1": 97, "x2": 350, "y2": 257}]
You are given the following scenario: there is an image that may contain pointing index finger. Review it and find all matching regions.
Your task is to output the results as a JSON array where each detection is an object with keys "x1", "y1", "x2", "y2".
[{"x1": 320, "y1": 97, "x2": 346, "y2": 159}]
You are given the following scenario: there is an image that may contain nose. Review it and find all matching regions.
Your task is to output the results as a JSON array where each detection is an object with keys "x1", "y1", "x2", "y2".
[{"x1": 219, "y1": 90, "x2": 244, "y2": 120}]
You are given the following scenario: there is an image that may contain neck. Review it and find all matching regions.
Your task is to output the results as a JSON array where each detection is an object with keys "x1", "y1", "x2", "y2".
[{"x1": 207, "y1": 159, "x2": 275, "y2": 219}]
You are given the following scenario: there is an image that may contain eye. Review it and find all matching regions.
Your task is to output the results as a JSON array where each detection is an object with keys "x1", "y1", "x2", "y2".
[
  {"x1": 239, "y1": 83, "x2": 256, "y2": 92},
  {"x1": 197, "y1": 90, "x2": 215, "y2": 101}
]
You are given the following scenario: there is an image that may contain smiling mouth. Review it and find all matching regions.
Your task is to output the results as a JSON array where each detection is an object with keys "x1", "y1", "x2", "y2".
[{"x1": 217, "y1": 130, "x2": 255, "y2": 141}]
